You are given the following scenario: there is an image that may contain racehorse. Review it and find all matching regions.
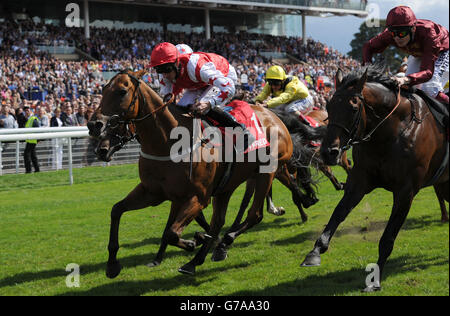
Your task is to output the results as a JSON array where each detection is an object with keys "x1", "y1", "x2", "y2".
[
  {"x1": 301, "y1": 64, "x2": 449, "y2": 292},
  {"x1": 87, "y1": 69, "x2": 295, "y2": 277}
]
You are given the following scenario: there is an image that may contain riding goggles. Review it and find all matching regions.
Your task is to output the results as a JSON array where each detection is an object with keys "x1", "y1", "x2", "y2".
[
  {"x1": 267, "y1": 79, "x2": 282, "y2": 86},
  {"x1": 389, "y1": 26, "x2": 411, "y2": 39},
  {"x1": 155, "y1": 63, "x2": 175, "y2": 74}
]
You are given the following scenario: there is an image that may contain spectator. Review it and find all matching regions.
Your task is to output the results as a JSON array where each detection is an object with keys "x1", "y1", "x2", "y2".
[
  {"x1": 50, "y1": 107, "x2": 64, "y2": 170},
  {"x1": 0, "y1": 104, "x2": 18, "y2": 129},
  {"x1": 37, "y1": 107, "x2": 50, "y2": 127},
  {"x1": 75, "y1": 105, "x2": 87, "y2": 126},
  {"x1": 23, "y1": 106, "x2": 41, "y2": 173}
]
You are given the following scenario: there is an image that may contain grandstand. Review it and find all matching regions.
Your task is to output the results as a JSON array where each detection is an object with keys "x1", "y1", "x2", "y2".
[{"x1": 0, "y1": 0, "x2": 366, "y2": 174}]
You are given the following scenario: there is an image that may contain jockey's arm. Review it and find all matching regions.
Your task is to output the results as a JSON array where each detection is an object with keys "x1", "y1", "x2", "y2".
[
  {"x1": 406, "y1": 36, "x2": 439, "y2": 86},
  {"x1": 197, "y1": 62, "x2": 236, "y2": 109},
  {"x1": 363, "y1": 29, "x2": 394, "y2": 64},
  {"x1": 159, "y1": 76, "x2": 173, "y2": 96},
  {"x1": 254, "y1": 84, "x2": 271, "y2": 104},
  {"x1": 267, "y1": 81, "x2": 307, "y2": 108}
]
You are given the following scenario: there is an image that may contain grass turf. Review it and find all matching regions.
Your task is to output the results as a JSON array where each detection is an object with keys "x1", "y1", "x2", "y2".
[{"x1": 0, "y1": 163, "x2": 448, "y2": 296}]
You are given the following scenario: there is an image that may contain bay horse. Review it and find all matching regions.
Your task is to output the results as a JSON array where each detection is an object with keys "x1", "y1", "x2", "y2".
[
  {"x1": 87, "y1": 69, "x2": 294, "y2": 277},
  {"x1": 301, "y1": 64, "x2": 449, "y2": 292}
]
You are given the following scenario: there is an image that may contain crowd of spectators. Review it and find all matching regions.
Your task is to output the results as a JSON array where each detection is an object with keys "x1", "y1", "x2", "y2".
[{"x1": 1, "y1": 17, "x2": 361, "y2": 131}]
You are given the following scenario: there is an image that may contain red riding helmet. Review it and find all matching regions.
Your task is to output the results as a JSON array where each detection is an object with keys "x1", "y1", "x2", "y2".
[
  {"x1": 150, "y1": 42, "x2": 178, "y2": 68},
  {"x1": 386, "y1": 6, "x2": 417, "y2": 28}
]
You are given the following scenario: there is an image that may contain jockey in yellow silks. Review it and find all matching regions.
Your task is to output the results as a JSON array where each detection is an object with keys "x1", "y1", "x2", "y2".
[{"x1": 254, "y1": 65, "x2": 314, "y2": 117}]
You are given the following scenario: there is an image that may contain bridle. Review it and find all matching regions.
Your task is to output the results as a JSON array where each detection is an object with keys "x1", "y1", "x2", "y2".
[
  {"x1": 100, "y1": 70, "x2": 170, "y2": 148},
  {"x1": 328, "y1": 86, "x2": 401, "y2": 151}
]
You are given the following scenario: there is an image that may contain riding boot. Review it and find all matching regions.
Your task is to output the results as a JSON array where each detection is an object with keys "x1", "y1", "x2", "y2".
[{"x1": 206, "y1": 106, "x2": 255, "y2": 153}]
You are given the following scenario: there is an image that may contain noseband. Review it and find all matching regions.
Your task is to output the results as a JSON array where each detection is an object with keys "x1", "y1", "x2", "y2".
[{"x1": 328, "y1": 87, "x2": 401, "y2": 151}]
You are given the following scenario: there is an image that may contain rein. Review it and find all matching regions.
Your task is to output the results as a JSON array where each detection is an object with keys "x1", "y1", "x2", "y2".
[
  {"x1": 330, "y1": 87, "x2": 402, "y2": 151},
  {"x1": 103, "y1": 71, "x2": 171, "y2": 148}
]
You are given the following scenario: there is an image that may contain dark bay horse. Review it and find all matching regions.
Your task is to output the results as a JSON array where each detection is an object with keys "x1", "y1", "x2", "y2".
[
  {"x1": 88, "y1": 69, "x2": 294, "y2": 277},
  {"x1": 301, "y1": 64, "x2": 449, "y2": 292}
]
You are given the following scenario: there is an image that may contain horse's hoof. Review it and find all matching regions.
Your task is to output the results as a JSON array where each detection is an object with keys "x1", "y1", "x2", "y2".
[
  {"x1": 194, "y1": 232, "x2": 212, "y2": 246},
  {"x1": 211, "y1": 247, "x2": 228, "y2": 262},
  {"x1": 300, "y1": 215, "x2": 308, "y2": 223},
  {"x1": 276, "y1": 207, "x2": 286, "y2": 216},
  {"x1": 302, "y1": 197, "x2": 319, "y2": 209},
  {"x1": 178, "y1": 263, "x2": 196, "y2": 275},
  {"x1": 362, "y1": 285, "x2": 382, "y2": 293},
  {"x1": 300, "y1": 252, "x2": 321, "y2": 267},
  {"x1": 185, "y1": 240, "x2": 196, "y2": 252},
  {"x1": 106, "y1": 261, "x2": 122, "y2": 279},
  {"x1": 146, "y1": 260, "x2": 161, "y2": 268}
]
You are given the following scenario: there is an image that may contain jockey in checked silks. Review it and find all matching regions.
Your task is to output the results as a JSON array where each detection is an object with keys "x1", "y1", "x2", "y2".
[
  {"x1": 254, "y1": 65, "x2": 316, "y2": 126},
  {"x1": 150, "y1": 42, "x2": 255, "y2": 152}
]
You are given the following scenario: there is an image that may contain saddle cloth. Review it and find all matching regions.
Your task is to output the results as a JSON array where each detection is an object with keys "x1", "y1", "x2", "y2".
[{"x1": 203, "y1": 100, "x2": 270, "y2": 154}]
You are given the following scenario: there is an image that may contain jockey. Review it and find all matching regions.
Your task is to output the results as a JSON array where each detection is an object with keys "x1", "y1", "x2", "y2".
[
  {"x1": 254, "y1": 65, "x2": 314, "y2": 119},
  {"x1": 363, "y1": 6, "x2": 449, "y2": 105},
  {"x1": 150, "y1": 42, "x2": 254, "y2": 151}
]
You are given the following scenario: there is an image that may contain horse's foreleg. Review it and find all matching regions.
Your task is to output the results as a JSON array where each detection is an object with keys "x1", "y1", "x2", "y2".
[
  {"x1": 364, "y1": 188, "x2": 415, "y2": 292},
  {"x1": 320, "y1": 164, "x2": 345, "y2": 191},
  {"x1": 160, "y1": 196, "x2": 206, "y2": 254},
  {"x1": 179, "y1": 190, "x2": 234, "y2": 275},
  {"x1": 301, "y1": 174, "x2": 367, "y2": 268},
  {"x1": 277, "y1": 167, "x2": 308, "y2": 221},
  {"x1": 106, "y1": 183, "x2": 165, "y2": 279},
  {"x1": 434, "y1": 183, "x2": 449, "y2": 223},
  {"x1": 340, "y1": 151, "x2": 352, "y2": 174}
]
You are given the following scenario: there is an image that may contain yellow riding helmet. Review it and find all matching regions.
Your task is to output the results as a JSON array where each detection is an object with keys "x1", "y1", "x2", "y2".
[{"x1": 265, "y1": 65, "x2": 287, "y2": 81}]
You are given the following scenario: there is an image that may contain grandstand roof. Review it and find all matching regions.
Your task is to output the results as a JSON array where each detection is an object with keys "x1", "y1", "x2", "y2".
[{"x1": 92, "y1": 0, "x2": 368, "y2": 17}]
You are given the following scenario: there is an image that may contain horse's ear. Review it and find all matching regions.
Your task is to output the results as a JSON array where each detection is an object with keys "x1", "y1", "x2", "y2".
[
  {"x1": 134, "y1": 69, "x2": 147, "y2": 79},
  {"x1": 335, "y1": 68, "x2": 344, "y2": 89},
  {"x1": 355, "y1": 68, "x2": 368, "y2": 92}
]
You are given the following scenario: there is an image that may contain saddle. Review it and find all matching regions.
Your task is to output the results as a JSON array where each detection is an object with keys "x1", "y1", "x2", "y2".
[{"x1": 298, "y1": 110, "x2": 321, "y2": 147}]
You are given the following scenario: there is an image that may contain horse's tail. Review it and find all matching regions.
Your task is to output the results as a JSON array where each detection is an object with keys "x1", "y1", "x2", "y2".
[
  {"x1": 288, "y1": 133, "x2": 320, "y2": 191},
  {"x1": 289, "y1": 133, "x2": 317, "y2": 169},
  {"x1": 270, "y1": 108, "x2": 327, "y2": 140}
]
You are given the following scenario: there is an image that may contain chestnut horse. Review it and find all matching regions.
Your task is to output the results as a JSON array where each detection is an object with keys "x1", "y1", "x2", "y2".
[
  {"x1": 88, "y1": 69, "x2": 294, "y2": 277},
  {"x1": 301, "y1": 64, "x2": 449, "y2": 292}
]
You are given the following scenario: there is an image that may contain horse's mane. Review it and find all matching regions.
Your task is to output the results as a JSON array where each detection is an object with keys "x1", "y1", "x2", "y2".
[{"x1": 339, "y1": 62, "x2": 399, "y2": 91}]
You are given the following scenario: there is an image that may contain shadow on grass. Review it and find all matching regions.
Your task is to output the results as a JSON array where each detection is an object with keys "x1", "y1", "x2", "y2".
[
  {"x1": 0, "y1": 247, "x2": 225, "y2": 290},
  {"x1": 58, "y1": 261, "x2": 257, "y2": 296},
  {"x1": 228, "y1": 254, "x2": 449, "y2": 296}
]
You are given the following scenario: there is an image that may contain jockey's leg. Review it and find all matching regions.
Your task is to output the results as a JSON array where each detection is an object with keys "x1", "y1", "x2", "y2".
[
  {"x1": 413, "y1": 51, "x2": 449, "y2": 106},
  {"x1": 206, "y1": 106, "x2": 255, "y2": 153}
]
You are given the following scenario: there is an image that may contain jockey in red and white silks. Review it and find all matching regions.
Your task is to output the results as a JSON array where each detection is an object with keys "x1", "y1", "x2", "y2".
[
  {"x1": 159, "y1": 52, "x2": 237, "y2": 108},
  {"x1": 150, "y1": 42, "x2": 254, "y2": 152},
  {"x1": 151, "y1": 42, "x2": 237, "y2": 113}
]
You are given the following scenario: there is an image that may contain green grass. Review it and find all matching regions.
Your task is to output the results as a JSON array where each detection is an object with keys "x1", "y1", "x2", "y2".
[{"x1": 0, "y1": 164, "x2": 448, "y2": 296}]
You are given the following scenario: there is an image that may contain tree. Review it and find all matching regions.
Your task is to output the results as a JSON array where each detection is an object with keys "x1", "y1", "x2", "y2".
[{"x1": 348, "y1": 19, "x2": 407, "y2": 73}]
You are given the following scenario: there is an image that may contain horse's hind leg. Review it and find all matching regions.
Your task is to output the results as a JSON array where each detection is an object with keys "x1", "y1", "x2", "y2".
[
  {"x1": 434, "y1": 182, "x2": 449, "y2": 222},
  {"x1": 214, "y1": 173, "x2": 275, "y2": 260},
  {"x1": 106, "y1": 182, "x2": 165, "y2": 279},
  {"x1": 231, "y1": 179, "x2": 256, "y2": 230},
  {"x1": 267, "y1": 186, "x2": 286, "y2": 216},
  {"x1": 179, "y1": 190, "x2": 234, "y2": 275}
]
